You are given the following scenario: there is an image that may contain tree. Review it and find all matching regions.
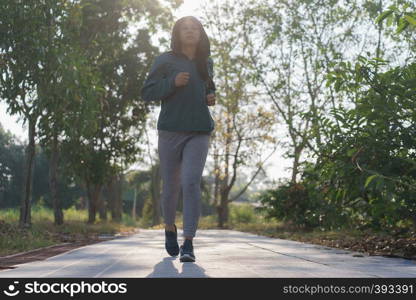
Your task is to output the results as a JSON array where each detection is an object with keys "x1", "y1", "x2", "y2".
[
  {"x1": 0, "y1": 0, "x2": 77, "y2": 227},
  {"x1": 239, "y1": 0, "x2": 371, "y2": 185},
  {"x1": 201, "y1": 0, "x2": 278, "y2": 227},
  {"x1": 0, "y1": 125, "x2": 25, "y2": 209},
  {"x1": 30, "y1": 0, "x2": 180, "y2": 224}
]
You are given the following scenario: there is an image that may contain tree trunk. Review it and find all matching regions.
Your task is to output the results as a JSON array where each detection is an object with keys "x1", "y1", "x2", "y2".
[
  {"x1": 213, "y1": 147, "x2": 220, "y2": 223},
  {"x1": 19, "y1": 117, "x2": 36, "y2": 229},
  {"x1": 114, "y1": 172, "x2": 123, "y2": 222},
  {"x1": 86, "y1": 181, "x2": 101, "y2": 224},
  {"x1": 291, "y1": 145, "x2": 301, "y2": 184},
  {"x1": 109, "y1": 172, "x2": 123, "y2": 222},
  {"x1": 132, "y1": 187, "x2": 137, "y2": 220},
  {"x1": 106, "y1": 179, "x2": 114, "y2": 218},
  {"x1": 49, "y1": 134, "x2": 63, "y2": 225},
  {"x1": 98, "y1": 186, "x2": 107, "y2": 221},
  {"x1": 217, "y1": 198, "x2": 229, "y2": 228}
]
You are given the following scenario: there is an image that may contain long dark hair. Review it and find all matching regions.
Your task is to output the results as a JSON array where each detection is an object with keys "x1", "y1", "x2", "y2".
[{"x1": 170, "y1": 16, "x2": 215, "y2": 91}]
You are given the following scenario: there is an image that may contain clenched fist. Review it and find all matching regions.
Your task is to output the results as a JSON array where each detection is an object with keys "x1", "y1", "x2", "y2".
[
  {"x1": 206, "y1": 93, "x2": 215, "y2": 106},
  {"x1": 174, "y1": 72, "x2": 190, "y2": 87}
]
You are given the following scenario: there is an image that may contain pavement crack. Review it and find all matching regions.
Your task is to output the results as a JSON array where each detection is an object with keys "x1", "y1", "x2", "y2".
[{"x1": 246, "y1": 242, "x2": 331, "y2": 266}]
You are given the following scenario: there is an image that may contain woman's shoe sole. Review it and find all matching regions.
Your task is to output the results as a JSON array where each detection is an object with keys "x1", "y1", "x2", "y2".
[{"x1": 180, "y1": 254, "x2": 195, "y2": 262}]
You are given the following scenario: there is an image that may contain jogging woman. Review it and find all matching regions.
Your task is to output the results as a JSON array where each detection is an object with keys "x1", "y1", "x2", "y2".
[{"x1": 140, "y1": 16, "x2": 216, "y2": 262}]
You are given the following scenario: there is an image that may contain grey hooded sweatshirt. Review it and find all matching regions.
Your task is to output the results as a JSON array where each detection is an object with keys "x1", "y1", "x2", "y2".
[{"x1": 140, "y1": 51, "x2": 216, "y2": 133}]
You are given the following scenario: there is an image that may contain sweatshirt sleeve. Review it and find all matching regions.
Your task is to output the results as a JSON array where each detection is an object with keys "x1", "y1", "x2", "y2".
[
  {"x1": 140, "y1": 55, "x2": 178, "y2": 102},
  {"x1": 206, "y1": 56, "x2": 216, "y2": 95}
]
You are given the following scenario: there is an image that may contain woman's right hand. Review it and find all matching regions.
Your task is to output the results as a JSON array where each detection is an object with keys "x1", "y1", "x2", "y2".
[{"x1": 175, "y1": 72, "x2": 190, "y2": 87}]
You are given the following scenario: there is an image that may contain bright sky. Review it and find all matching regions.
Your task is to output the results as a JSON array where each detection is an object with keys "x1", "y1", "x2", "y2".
[
  {"x1": 0, "y1": 104, "x2": 27, "y2": 142},
  {"x1": 0, "y1": 0, "x2": 292, "y2": 183}
]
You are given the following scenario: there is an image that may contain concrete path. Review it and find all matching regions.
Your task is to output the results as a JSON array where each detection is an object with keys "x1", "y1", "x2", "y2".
[{"x1": 0, "y1": 229, "x2": 415, "y2": 277}]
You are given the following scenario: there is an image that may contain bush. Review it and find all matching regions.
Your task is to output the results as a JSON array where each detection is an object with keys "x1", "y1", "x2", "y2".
[
  {"x1": 256, "y1": 179, "x2": 337, "y2": 230},
  {"x1": 229, "y1": 203, "x2": 256, "y2": 224}
]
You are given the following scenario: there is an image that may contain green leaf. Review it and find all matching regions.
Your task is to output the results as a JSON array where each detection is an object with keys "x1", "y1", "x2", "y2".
[
  {"x1": 364, "y1": 174, "x2": 378, "y2": 188},
  {"x1": 386, "y1": 14, "x2": 394, "y2": 27},
  {"x1": 404, "y1": 15, "x2": 416, "y2": 26},
  {"x1": 347, "y1": 147, "x2": 356, "y2": 157},
  {"x1": 397, "y1": 20, "x2": 410, "y2": 33},
  {"x1": 375, "y1": 10, "x2": 394, "y2": 25}
]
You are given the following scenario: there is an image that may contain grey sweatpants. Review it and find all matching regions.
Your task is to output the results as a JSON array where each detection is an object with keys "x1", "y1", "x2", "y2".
[{"x1": 157, "y1": 129, "x2": 211, "y2": 238}]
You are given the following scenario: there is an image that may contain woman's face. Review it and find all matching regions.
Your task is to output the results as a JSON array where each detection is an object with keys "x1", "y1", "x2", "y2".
[{"x1": 179, "y1": 18, "x2": 201, "y2": 47}]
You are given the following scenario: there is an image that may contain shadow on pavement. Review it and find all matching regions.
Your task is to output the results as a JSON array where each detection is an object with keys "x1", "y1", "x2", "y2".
[{"x1": 146, "y1": 257, "x2": 208, "y2": 278}]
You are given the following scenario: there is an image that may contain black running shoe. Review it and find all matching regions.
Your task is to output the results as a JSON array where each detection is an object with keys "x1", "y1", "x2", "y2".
[
  {"x1": 165, "y1": 224, "x2": 179, "y2": 256},
  {"x1": 179, "y1": 239, "x2": 195, "y2": 262}
]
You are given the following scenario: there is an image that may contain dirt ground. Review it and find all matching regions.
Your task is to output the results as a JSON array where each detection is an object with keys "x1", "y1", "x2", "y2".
[{"x1": 0, "y1": 230, "x2": 139, "y2": 270}]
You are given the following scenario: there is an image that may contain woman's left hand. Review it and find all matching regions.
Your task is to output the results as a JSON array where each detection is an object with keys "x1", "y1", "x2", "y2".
[{"x1": 206, "y1": 93, "x2": 216, "y2": 106}]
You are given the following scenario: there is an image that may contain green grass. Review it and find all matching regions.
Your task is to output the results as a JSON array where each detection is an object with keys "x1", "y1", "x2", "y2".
[
  {"x1": 146, "y1": 203, "x2": 396, "y2": 248},
  {"x1": 148, "y1": 203, "x2": 282, "y2": 231},
  {"x1": 169, "y1": 203, "x2": 415, "y2": 258},
  {"x1": 4, "y1": 202, "x2": 409, "y2": 258},
  {"x1": 0, "y1": 204, "x2": 139, "y2": 256}
]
